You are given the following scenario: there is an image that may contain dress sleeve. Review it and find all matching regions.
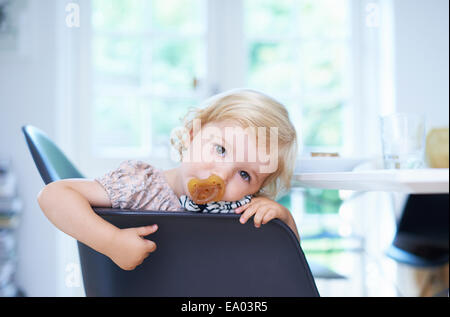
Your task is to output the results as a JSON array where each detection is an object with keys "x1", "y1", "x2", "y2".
[{"x1": 94, "y1": 160, "x2": 182, "y2": 211}]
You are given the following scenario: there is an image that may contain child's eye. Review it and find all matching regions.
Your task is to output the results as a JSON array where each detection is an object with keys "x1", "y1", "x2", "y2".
[
  {"x1": 239, "y1": 171, "x2": 251, "y2": 183},
  {"x1": 215, "y1": 144, "x2": 226, "y2": 156}
]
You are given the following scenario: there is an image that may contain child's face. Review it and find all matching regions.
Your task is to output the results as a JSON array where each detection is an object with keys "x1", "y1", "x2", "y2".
[{"x1": 179, "y1": 120, "x2": 275, "y2": 202}]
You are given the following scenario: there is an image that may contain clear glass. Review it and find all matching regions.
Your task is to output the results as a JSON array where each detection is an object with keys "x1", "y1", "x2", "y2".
[{"x1": 380, "y1": 113, "x2": 426, "y2": 169}]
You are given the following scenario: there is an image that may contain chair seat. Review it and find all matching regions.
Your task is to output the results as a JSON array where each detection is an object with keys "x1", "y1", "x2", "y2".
[
  {"x1": 308, "y1": 260, "x2": 346, "y2": 279},
  {"x1": 386, "y1": 194, "x2": 449, "y2": 268},
  {"x1": 386, "y1": 237, "x2": 449, "y2": 268}
]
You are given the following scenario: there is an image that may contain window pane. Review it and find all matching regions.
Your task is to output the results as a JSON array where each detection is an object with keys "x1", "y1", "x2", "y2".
[
  {"x1": 92, "y1": 0, "x2": 149, "y2": 32},
  {"x1": 151, "y1": 0, "x2": 205, "y2": 34},
  {"x1": 150, "y1": 98, "x2": 198, "y2": 137},
  {"x1": 304, "y1": 188, "x2": 343, "y2": 214},
  {"x1": 151, "y1": 38, "x2": 205, "y2": 94},
  {"x1": 300, "y1": 41, "x2": 348, "y2": 94},
  {"x1": 245, "y1": 0, "x2": 296, "y2": 36},
  {"x1": 92, "y1": 36, "x2": 143, "y2": 87},
  {"x1": 150, "y1": 98, "x2": 199, "y2": 158},
  {"x1": 301, "y1": 97, "x2": 344, "y2": 147},
  {"x1": 92, "y1": 96, "x2": 150, "y2": 156},
  {"x1": 299, "y1": 0, "x2": 350, "y2": 38},
  {"x1": 90, "y1": 1, "x2": 207, "y2": 158},
  {"x1": 244, "y1": 0, "x2": 351, "y2": 151},
  {"x1": 248, "y1": 41, "x2": 298, "y2": 93}
]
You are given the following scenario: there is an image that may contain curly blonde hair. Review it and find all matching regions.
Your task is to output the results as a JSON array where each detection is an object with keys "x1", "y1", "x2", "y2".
[{"x1": 170, "y1": 89, "x2": 298, "y2": 201}]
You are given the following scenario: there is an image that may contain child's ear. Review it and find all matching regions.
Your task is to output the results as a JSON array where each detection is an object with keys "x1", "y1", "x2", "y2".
[
  {"x1": 182, "y1": 128, "x2": 193, "y2": 149},
  {"x1": 180, "y1": 128, "x2": 194, "y2": 152}
]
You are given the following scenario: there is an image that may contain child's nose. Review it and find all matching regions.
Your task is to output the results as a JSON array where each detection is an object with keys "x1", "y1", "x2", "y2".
[{"x1": 211, "y1": 167, "x2": 233, "y2": 184}]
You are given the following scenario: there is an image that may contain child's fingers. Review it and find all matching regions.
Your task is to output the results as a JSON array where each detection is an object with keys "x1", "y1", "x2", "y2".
[
  {"x1": 239, "y1": 205, "x2": 258, "y2": 224},
  {"x1": 135, "y1": 224, "x2": 158, "y2": 237},
  {"x1": 235, "y1": 203, "x2": 250, "y2": 214},
  {"x1": 262, "y1": 209, "x2": 277, "y2": 224},
  {"x1": 253, "y1": 207, "x2": 270, "y2": 228},
  {"x1": 235, "y1": 197, "x2": 265, "y2": 214},
  {"x1": 144, "y1": 239, "x2": 157, "y2": 253}
]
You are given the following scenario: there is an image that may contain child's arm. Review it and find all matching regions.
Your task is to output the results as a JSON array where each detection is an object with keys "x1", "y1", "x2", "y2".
[
  {"x1": 37, "y1": 179, "x2": 158, "y2": 270},
  {"x1": 235, "y1": 196, "x2": 300, "y2": 242}
]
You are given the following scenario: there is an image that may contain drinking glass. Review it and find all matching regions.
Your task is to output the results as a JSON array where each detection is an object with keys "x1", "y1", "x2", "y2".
[{"x1": 380, "y1": 113, "x2": 426, "y2": 169}]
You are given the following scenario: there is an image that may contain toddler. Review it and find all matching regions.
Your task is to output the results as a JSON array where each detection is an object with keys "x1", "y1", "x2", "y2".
[{"x1": 37, "y1": 89, "x2": 299, "y2": 271}]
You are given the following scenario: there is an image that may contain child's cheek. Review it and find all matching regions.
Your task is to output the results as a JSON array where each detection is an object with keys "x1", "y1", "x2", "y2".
[
  {"x1": 201, "y1": 147, "x2": 216, "y2": 164},
  {"x1": 181, "y1": 161, "x2": 215, "y2": 183},
  {"x1": 221, "y1": 184, "x2": 247, "y2": 202}
]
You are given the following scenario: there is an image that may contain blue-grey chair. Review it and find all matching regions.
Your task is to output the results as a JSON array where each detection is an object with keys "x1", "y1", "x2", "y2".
[
  {"x1": 386, "y1": 194, "x2": 449, "y2": 268},
  {"x1": 22, "y1": 125, "x2": 319, "y2": 297}
]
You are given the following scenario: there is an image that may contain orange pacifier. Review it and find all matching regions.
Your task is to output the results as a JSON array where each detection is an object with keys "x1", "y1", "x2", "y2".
[{"x1": 187, "y1": 174, "x2": 225, "y2": 204}]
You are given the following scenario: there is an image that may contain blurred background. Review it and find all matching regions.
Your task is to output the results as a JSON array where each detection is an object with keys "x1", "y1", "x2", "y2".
[{"x1": 0, "y1": 0, "x2": 448, "y2": 296}]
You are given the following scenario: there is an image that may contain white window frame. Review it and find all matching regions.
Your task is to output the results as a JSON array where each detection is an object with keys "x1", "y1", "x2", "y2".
[
  {"x1": 66, "y1": 0, "x2": 389, "y2": 176},
  {"x1": 73, "y1": 0, "x2": 237, "y2": 177}
]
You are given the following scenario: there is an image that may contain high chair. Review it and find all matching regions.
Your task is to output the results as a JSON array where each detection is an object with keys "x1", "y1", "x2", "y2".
[{"x1": 22, "y1": 125, "x2": 319, "y2": 296}]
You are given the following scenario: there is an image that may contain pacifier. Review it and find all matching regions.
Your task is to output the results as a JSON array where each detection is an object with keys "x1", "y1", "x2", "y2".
[{"x1": 187, "y1": 174, "x2": 225, "y2": 204}]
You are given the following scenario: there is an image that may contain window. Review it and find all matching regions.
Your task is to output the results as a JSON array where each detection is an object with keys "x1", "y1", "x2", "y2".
[
  {"x1": 78, "y1": 0, "x2": 359, "y2": 175},
  {"x1": 244, "y1": 0, "x2": 352, "y2": 151},
  {"x1": 90, "y1": 0, "x2": 207, "y2": 160}
]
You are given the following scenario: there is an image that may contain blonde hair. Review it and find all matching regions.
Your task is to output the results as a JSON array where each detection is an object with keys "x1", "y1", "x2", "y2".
[{"x1": 170, "y1": 89, "x2": 298, "y2": 201}]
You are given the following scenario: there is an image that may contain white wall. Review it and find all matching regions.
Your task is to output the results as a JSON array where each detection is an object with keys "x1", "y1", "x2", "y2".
[
  {"x1": 393, "y1": 0, "x2": 449, "y2": 130},
  {"x1": 0, "y1": 0, "x2": 60, "y2": 296}
]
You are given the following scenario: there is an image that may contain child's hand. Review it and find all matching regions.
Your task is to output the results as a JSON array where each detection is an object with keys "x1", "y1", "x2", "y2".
[
  {"x1": 105, "y1": 225, "x2": 158, "y2": 271},
  {"x1": 235, "y1": 197, "x2": 289, "y2": 228},
  {"x1": 235, "y1": 196, "x2": 300, "y2": 241}
]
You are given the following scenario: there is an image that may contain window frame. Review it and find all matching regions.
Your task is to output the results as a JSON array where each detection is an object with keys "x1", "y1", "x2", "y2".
[
  {"x1": 70, "y1": 0, "x2": 379, "y2": 178},
  {"x1": 76, "y1": 0, "x2": 214, "y2": 177}
]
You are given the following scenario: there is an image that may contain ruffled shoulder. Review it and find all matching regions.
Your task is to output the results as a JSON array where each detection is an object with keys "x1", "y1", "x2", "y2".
[{"x1": 94, "y1": 160, "x2": 182, "y2": 211}]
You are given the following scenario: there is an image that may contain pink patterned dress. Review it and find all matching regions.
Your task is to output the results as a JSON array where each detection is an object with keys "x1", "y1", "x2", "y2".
[{"x1": 94, "y1": 160, "x2": 183, "y2": 211}]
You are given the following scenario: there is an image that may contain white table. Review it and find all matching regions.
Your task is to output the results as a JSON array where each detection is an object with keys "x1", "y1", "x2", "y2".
[{"x1": 292, "y1": 168, "x2": 449, "y2": 194}]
